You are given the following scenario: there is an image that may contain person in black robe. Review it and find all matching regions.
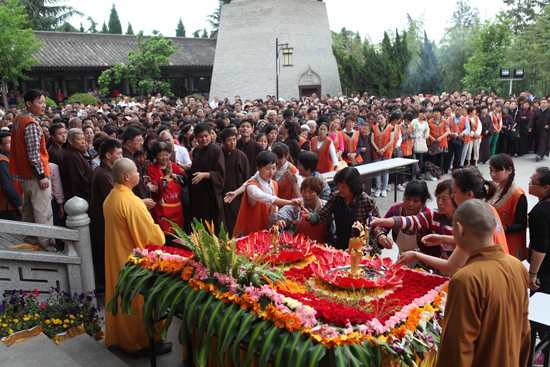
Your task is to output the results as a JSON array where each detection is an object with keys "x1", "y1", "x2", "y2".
[
  {"x1": 89, "y1": 139, "x2": 122, "y2": 293},
  {"x1": 237, "y1": 118, "x2": 263, "y2": 177},
  {"x1": 220, "y1": 128, "x2": 250, "y2": 235},
  {"x1": 478, "y1": 107, "x2": 493, "y2": 163},
  {"x1": 121, "y1": 127, "x2": 156, "y2": 211},
  {"x1": 47, "y1": 123, "x2": 66, "y2": 170},
  {"x1": 60, "y1": 129, "x2": 92, "y2": 203},
  {"x1": 187, "y1": 123, "x2": 226, "y2": 232},
  {"x1": 358, "y1": 122, "x2": 373, "y2": 193}
]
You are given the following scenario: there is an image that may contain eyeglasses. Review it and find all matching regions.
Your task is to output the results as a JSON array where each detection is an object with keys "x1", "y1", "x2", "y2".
[
  {"x1": 133, "y1": 139, "x2": 144, "y2": 143},
  {"x1": 529, "y1": 178, "x2": 543, "y2": 186}
]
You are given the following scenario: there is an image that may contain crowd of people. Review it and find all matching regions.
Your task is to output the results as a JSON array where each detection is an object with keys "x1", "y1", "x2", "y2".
[{"x1": 1, "y1": 87, "x2": 549, "y2": 362}]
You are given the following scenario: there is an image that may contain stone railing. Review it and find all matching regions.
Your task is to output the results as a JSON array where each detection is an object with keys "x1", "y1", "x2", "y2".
[{"x1": 0, "y1": 196, "x2": 96, "y2": 305}]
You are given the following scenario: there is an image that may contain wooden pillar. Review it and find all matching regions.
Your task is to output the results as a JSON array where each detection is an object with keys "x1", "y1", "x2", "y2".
[
  {"x1": 39, "y1": 72, "x2": 45, "y2": 91},
  {"x1": 83, "y1": 73, "x2": 88, "y2": 93}
]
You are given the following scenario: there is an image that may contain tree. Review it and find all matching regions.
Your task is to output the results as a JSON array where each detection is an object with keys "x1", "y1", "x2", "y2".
[
  {"x1": 412, "y1": 32, "x2": 442, "y2": 94},
  {"x1": 438, "y1": 0, "x2": 479, "y2": 91},
  {"x1": 98, "y1": 30, "x2": 179, "y2": 97},
  {"x1": 108, "y1": 4, "x2": 122, "y2": 34},
  {"x1": 192, "y1": 29, "x2": 201, "y2": 38},
  {"x1": 20, "y1": 0, "x2": 83, "y2": 31},
  {"x1": 462, "y1": 13, "x2": 512, "y2": 93},
  {"x1": 79, "y1": 22, "x2": 84, "y2": 32},
  {"x1": 400, "y1": 13, "x2": 427, "y2": 94},
  {"x1": 100, "y1": 21, "x2": 108, "y2": 34},
  {"x1": 503, "y1": 0, "x2": 549, "y2": 34},
  {"x1": 126, "y1": 22, "x2": 134, "y2": 35},
  {"x1": 175, "y1": 17, "x2": 186, "y2": 37},
  {"x1": 207, "y1": 0, "x2": 222, "y2": 32},
  {"x1": 201, "y1": 28, "x2": 209, "y2": 38},
  {"x1": 0, "y1": 0, "x2": 44, "y2": 109},
  {"x1": 57, "y1": 21, "x2": 77, "y2": 32},
  {"x1": 87, "y1": 16, "x2": 98, "y2": 33}
]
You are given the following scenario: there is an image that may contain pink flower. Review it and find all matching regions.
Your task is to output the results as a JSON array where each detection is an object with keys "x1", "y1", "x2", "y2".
[
  {"x1": 40, "y1": 302, "x2": 46, "y2": 310},
  {"x1": 296, "y1": 305, "x2": 318, "y2": 328}
]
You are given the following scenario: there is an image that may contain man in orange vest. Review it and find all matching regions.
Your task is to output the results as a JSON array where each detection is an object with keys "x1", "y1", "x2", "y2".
[
  {"x1": 9, "y1": 90, "x2": 56, "y2": 252},
  {"x1": 0, "y1": 132, "x2": 22, "y2": 221}
]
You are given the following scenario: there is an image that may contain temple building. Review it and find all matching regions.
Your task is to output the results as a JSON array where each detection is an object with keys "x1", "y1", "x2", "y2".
[{"x1": 18, "y1": 31, "x2": 216, "y2": 99}]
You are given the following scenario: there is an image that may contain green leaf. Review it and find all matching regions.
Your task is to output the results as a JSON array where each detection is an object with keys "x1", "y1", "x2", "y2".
[
  {"x1": 217, "y1": 307, "x2": 245, "y2": 363},
  {"x1": 307, "y1": 343, "x2": 327, "y2": 367},
  {"x1": 142, "y1": 274, "x2": 174, "y2": 325},
  {"x1": 155, "y1": 281, "x2": 185, "y2": 322},
  {"x1": 242, "y1": 320, "x2": 269, "y2": 367},
  {"x1": 291, "y1": 337, "x2": 312, "y2": 367},
  {"x1": 258, "y1": 325, "x2": 281, "y2": 367},
  {"x1": 273, "y1": 331, "x2": 291, "y2": 367},
  {"x1": 412, "y1": 340, "x2": 429, "y2": 360},
  {"x1": 129, "y1": 271, "x2": 155, "y2": 301},
  {"x1": 182, "y1": 289, "x2": 207, "y2": 337},
  {"x1": 286, "y1": 330, "x2": 304, "y2": 364},
  {"x1": 160, "y1": 284, "x2": 190, "y2": 340},
  {"x1": 334, "y1": 345, "x2": 347, "y2": 367},
  {"x1": 196, "y1": 300, "x2": 226, "y2": 367},
  {"x1": 351, "y1": 344, "x2": 372, "y2": 367},
  {"x1": 343, "y1": 344, "x2": 362, "y2": 367},
  {"x1": 195, "y1": 294, "x2": 216, "y2": 348}
]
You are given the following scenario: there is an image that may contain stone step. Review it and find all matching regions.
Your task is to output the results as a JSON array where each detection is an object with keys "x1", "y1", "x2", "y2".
[
  {"x1": 8, "y1": 332, "x2": 82, "y2": 367},
  {"x1": 0, "y1": 341, "x2": 26, "y2": 367},
  {"x1": 58, "y1": 333, "x2": 130, "y2": 367}
]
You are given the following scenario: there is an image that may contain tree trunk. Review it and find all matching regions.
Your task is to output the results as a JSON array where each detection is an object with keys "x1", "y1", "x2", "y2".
[{"x1": 1, "y1": 79, "x2": 8, "y2": 110}]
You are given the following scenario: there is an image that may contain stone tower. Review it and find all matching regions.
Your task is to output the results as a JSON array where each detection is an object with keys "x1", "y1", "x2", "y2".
[{"x1": 209, "y1": 0, "x2": 341, "y2": 101}]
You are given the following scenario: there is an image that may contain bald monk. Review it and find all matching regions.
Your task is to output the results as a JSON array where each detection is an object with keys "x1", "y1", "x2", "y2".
[
  {"x1": 103, "y1": 158, "x2": 172, "y2": 355},
  {"x1": 435, "y1": 199, "x2": 530, "y2": 367}
]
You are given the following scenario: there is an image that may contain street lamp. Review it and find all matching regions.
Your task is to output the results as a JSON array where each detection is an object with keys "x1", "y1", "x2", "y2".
[
  {"x1": 276, "y1": 38, "x2": 293, "y2": 101},
  {"x1": 500, "y1": 68, "x2": 524, "y2": 95}
]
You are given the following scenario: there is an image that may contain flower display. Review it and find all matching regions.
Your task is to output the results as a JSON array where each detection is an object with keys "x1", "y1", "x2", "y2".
[
  {"x1": 110, "y1": 227, "x2": 450, "y2": 367},
  {"x1": 0, "y1": 288, "x2": 102, "y2": 340}
]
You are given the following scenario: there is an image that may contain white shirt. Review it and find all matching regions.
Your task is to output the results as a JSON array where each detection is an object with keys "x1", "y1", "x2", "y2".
[
  {"x1": 247, "y1": 172, "x2": 278, "y2": 205},
  {"x1": 210, "y1": 100, "x2": 219, "y2": 109},
  {"x1": 315, "y1": 138, "x2": 338, "y2": 167},
  {"x1": 469, "y1": 116, "x2": 482, "y2": 137},
  {"x1": 274, "y1": 161, "x2": 303, "y2": 189},
  {"x1": 174, "y1": 144, "x2": 191, "y2": 165}
]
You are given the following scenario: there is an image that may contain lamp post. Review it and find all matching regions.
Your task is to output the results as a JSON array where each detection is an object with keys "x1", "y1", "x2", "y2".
[
  {"x1": 276, "y1": 38, "x2": 293, "y2": 101},
  {"x1": 500, "y1": 68, "x2": 524, "y2": 95}
]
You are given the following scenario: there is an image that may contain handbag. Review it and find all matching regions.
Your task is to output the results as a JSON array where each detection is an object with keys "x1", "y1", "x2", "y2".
[
  {"x1": 451, "y1": 137, "x2": 462, "y2": 147},
  {"x1": 338, "y1": 159, "x2": 348, "y2": 170},
  {"x1": 392, "y1": 146, "x2": 403, "y2": 158},
  {"x1": 510, "y1": 128, "x2": 520, "y2": 141},
  {"x1": 414, "y1": 136, "x2": 428, "y2": 153}
]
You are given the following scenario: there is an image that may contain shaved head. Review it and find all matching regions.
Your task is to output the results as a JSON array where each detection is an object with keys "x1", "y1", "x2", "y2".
[
  {"x1": 454, "y1": 199, "x2": 495, "y2": 235},
  {"x1": 112, "y1": 158, "x2": 137, "y2": 183}
]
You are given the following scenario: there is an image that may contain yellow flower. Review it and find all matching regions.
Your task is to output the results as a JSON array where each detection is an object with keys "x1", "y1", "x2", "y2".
[
  {"x1": 13, "y1": 319, "x2": 18, "y2": 323},
  {"x1": 64, "y1": 319, "x2": 69, "y2": 324},
  {"x1": 79, "y1": 315, "x2": 83, "y2": 318},
  {"x1": 69, "y1": 315, "x2": 75, "y2": 320},
  {"x1": 8, "y1": 329, "x2": 13, "y2": 334},
  {"x1": 45, "y1": 320, "x2": 50, "y2": 325},
  {"x1": 63, "y1": 324, "x2": 67, "y2": 328},
  {"x1": 35, "y1": 314, "x2": 40, "y2": 318},
  {"x1": 70, "y1": 320, "x2": 74, "y2": 324},
  {"x1": 2, "y1": 323, "x2": 6, "y2": 327}
]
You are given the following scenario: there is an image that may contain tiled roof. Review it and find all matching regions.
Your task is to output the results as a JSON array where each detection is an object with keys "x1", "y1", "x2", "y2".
[{"x1": 32, "y1": 31, "x2": 216, "y2": 69}]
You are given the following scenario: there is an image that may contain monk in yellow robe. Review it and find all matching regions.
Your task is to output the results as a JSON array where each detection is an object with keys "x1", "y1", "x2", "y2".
[
  {"x1": 435, "y1": 199, "x2": 530, "y2": 367},
  {"x1": 104, "y1": 158, "x2": 170, "y2": 354}
]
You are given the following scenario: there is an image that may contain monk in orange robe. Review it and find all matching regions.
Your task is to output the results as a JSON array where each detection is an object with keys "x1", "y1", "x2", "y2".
[{"x1": 103, "y1": 158, "x2": 171, "y2": 354}]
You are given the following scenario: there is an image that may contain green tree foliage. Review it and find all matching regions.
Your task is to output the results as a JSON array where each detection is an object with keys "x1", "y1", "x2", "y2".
[
  {"x1": 207, "y1": 0, "x2": 222, "y2": 32},
  {"x1": 20, "y1": 0, "x2": 83, "y2": 31},
  {"x1": 108, "y1": 4, "x2": 122, "y2": 35},
  {"x1": 503, "y1": 0, "x2": 549, "y2": 34},
  {"x1": 67, "y1": 93, "x2": 99, "y2": 105},
  {"x1": 0, "y1": 0, "x2": 44, "y2": 109},
  {"x1": 79, "y1": 22, "x2": 84, "y2": 32},
  {"x1": 175, "y1": 17, "x2": 186, "y2": 37},
  {"x1": 57, "y1": 21, "x2": 78, "y2": 32},
  {"x1": 192, "y1": 29, "x2": 201, "y2": 38},
  {"x1": 332, "y1": 28, "x2": 410, "y2": 98},
  {"x1": 438, "y1": 0, "x2": 479, "y2": 92},
  {"x1": 100, "y1": 21, "x2": 108, "y2": 34},
  {"x1": 410, "y1": 32, "x2": 442, "y2": 95},
  {"x1": 462, "y1": 13, "x2": 512, "y2": 93},
  {"x1": 201, "y1": 28, "x2": 209, "y2": 38},
  {"x1": 126, "y1": 22, "x2": 134, "y2": 35},
  {"x1": 87, "y1": 16, "x2": 98, "y2": 33},
  {"x1": 98, "y1": 30, "x2": 179, "y2": 97},
  {"x1": 503, "y1": 3, "x2": 550, "y2": 96}
]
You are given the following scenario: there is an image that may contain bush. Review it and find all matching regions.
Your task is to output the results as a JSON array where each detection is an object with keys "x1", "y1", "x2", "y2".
[
  {"x1": 187, "y1": 94, "x2": 205, "y2": 101},
  {"x1": 67, "y1": 93, "x2": 99, "y2": 106},
  {"x1": 18, "y1": 96, "x2": 57, "y2": 109}
]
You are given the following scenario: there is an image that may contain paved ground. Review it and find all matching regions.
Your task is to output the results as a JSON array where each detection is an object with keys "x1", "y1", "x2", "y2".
[{"x1": 95, "y1": 152, "x2": 549, "y2": 366}]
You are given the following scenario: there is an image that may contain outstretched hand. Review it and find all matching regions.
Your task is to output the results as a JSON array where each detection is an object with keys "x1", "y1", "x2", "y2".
[{"x1": 224, "y1": 191, "x2": 236, "y2": 203}]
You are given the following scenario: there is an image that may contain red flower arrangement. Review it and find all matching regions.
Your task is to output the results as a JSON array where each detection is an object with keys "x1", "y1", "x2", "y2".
[
  {"x1": 145, "y1": 244, "x2": 194, "y2": 259},
  {"x1": 235, "y1": 231, "x2": 316, "y2": 265}
]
